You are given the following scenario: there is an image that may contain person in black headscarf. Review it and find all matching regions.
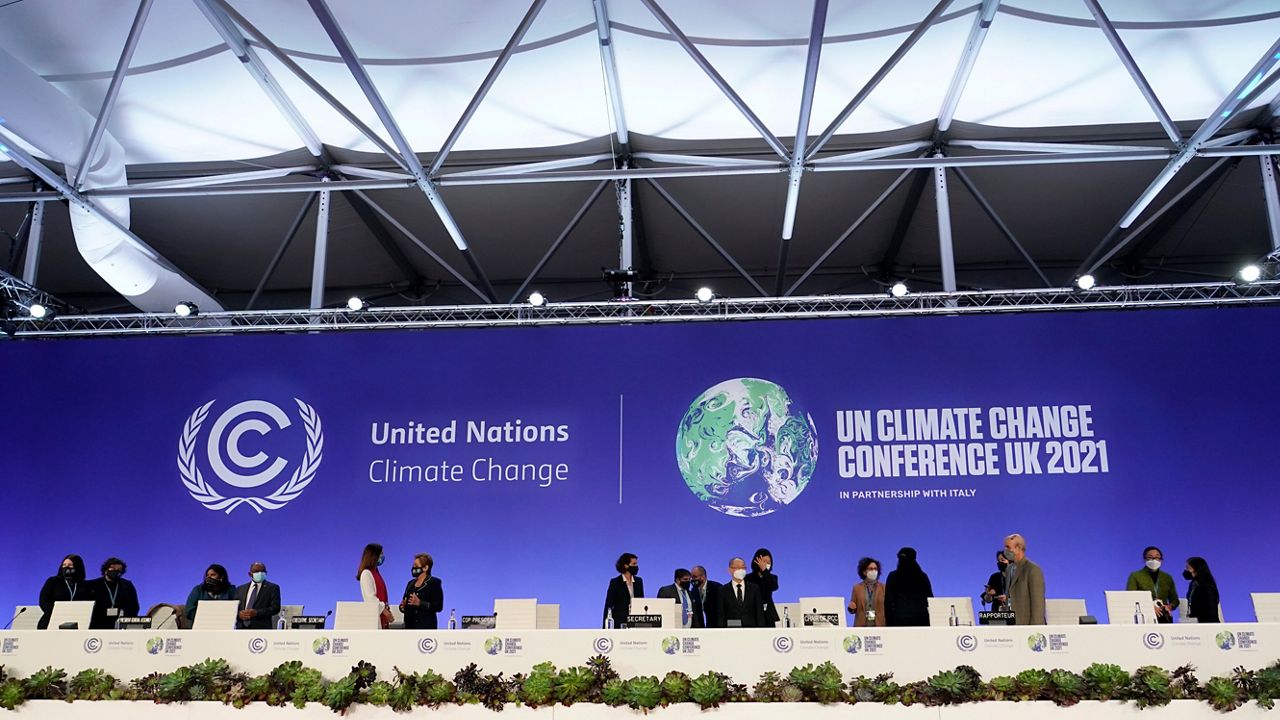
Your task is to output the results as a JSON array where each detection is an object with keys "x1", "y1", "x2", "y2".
[
  {"x1": 981, "y1": 550, "x2": 1010, "y2": 611},
  {"x1": 37, "y1": 554, "x2": 89, "y2": 629},
  {"x1": 744, "y1": 548, "x2": 779, "y2": 627},
  {"x1": 1183, "y1": 556, "x2": 1220, "y2": 623},
  {"x1": 884, "y1": 547, "x2": 933, "y2": 626}
]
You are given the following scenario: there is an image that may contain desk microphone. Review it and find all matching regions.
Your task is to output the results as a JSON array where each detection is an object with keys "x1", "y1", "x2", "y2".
[{"x1": 2, "y1": 607, "x2": 27, "y2": 630}]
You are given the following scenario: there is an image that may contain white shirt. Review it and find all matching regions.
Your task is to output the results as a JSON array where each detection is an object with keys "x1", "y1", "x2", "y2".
[
  {"x1": 678, "y1": 586, "x2": 692, "y2": 628},
  {"x1": 359, "y1": 569, "x2": 386, "y2": 612}
]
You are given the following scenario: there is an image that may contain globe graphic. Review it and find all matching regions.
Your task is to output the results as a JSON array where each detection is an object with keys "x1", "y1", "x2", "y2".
[{"x1": 676, "y1": 378, "x2": 818, "y2": 517}]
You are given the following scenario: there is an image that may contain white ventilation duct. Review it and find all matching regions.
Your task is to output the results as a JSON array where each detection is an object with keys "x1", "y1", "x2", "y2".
[{"x1": 0, "y1": 47, "x2": 222, "y2": 313}]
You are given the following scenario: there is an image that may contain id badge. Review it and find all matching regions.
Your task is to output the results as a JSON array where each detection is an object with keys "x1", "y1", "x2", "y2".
[
  {"x1": 106, "y1": 608, "x2": 120, "y2": 617},
  {"x1": 865, "y1": 609, "x2": 876, "y2": 623},
  {"x1": 727, "y1": 619, "x2": 743, "y2": 628}
]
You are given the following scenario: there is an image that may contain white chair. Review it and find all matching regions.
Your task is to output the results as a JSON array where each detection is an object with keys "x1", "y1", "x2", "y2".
[
  {"x1": 1046, "y1": 598, "x2": 1087, "y2": 625},
  {"x1": 48, "y1": 601, "x2": 94, "y2": 630},
  {"x1": 775, "y1": 601, "x2": 801, "y2": 628},
  {"x1": 386, "y1": 605, "x2": 404, "y2": 629},
  {"x1": 1179, "y1": 597, "x2": 1224, "y2": 623},
  {"x1": 1252, "y1": 592, "x2": 1280, "y2": 623},
  {"x1": 536, "y1": 604, "x2": 560, "y2": 629},
  {"x1": 9, "y1": 605, "x2": 40, "y2": 630},
  {"x1": 495, "y1": 598, "x2": 539, "y2": 630},
  {"x1": 928, "y1": 597, "x2": 976, "y2": 626},
  {"x1": 192, "y1": 600, "x2": 239, "y2": 630},
  {"x1": 275, "y1": 604, "x2": 304, "y2": 629},
  {"x1": 1105, "y1": 590, "x2": 1159, "y2": 624},
  {"x1": 628, "y1": 598, "x2": 679, "y2": 629},
  {"x1": 334, "y1": 601, "x2": 381, "y2": 630}
]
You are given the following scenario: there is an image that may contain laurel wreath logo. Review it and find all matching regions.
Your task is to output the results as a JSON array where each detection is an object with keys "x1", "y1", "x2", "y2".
[{"x1": 178, "y1": 399, "x2": 323, "y2": 514}]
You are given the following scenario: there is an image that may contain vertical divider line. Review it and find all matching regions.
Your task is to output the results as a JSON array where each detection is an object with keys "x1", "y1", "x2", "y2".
[{"x1": 618, "y1": 394, "x2": 624, "y2": 504}]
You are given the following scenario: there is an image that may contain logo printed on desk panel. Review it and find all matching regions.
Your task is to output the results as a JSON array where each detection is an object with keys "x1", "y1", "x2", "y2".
[
  {"x1": 773, "y1": 636, "x2": 794, "y2": 653},
  {"x1": 179, "y1": 399, "x2": 323, "y2": 514},
  {"x1": 1143, "y1": 632, "x2": 1165, "y2": 650},
  {"x1": 956, "y1": 634, "x2": 977, "y2": 652},
  {"x1": 83, "y1": 637, "x2": 102, "y2": 654},
  {"x1": 418, "y1": 638, "x2": 437, "y2": 654},
  {"x1": 248, "y1": 637, "x2": 267, "y2": 655},
  {"x1": 593, "y1": 637, "x2": 614, "y2": 654}
]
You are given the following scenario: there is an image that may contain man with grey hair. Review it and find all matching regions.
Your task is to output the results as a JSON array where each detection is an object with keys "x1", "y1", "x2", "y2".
[
  {"x1": 998, "y1": 534, "x2": 1046, "y2": 625},
  {"x1": 717, "y1": 557, "x2": 766, "y2": 628}
]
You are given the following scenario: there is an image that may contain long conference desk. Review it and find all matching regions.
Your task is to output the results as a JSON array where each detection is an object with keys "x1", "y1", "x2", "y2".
[{"x1": 1, "y1": 624, "x2": 1275, "y2": 682}]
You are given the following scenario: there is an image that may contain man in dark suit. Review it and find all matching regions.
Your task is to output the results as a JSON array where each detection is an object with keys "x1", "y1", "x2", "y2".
[
  {"x1": 235, "y1": 562, "x2": 281, "y2": 630},
  {"x1": 717, "y1": 557, "x2": 766, "y2": 628},
  {"x1": 656, "y1": 568, "x2": 704, "y2": 629},
  {"x1": 691, "y1": 565, "x2": 722, "y2": 628},
  {"x1": 603, "y1": 553, "x2": 642, "y2": 628}
]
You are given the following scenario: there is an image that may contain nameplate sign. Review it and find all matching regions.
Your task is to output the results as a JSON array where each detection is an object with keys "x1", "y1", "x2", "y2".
[
  {"x1": 978, "y1": 611, "x2": 1016, "y2": 626},
  {"x1": 461, "y1": 615, "x2": 496, "y2": 630},
  {"x1": 803, "y1": 613, "x2": 839, "y2": 627},
  {"x1": 290, "y1": 616, "x2": 327, "y2": 630},
  {"x1": 626, "y1": 614, "x2": 663, "y2": 628},
  {"x1": 117, "y1": 617, "x2": 152, "y2": 630}
]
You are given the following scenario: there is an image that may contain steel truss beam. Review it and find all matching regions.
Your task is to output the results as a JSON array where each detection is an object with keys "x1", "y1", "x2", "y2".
[
  {"x1": 8, "y1": 282, "x2": 1280, "y2": 339},
  {"x1": 246, "y1": 194, "x2": 316, "y2": 310},
  {"x1": 644, "y1": 179, "x2": 768, "y2": 296},
  {"x1": 1081, "y1": 0, "x2": 1180, "y2": 144},
  {"x1": 0, "y1": 267, "x2": 64, "y2": 313},
  {"x1": 592, "y1": 0, "x2": 630, "y2": 150},
  {"x1": 950, "y1": 168, "x2": 1052, "y2": 286},
  {"x1": 510, "y1": 180, "x2": 610, "y2": 303},
  {"x1": 75, "y1": 0, "x2": 153, "y2": 189},
  {"x1": 936, "y1": 0, "x2": 1002, "y2": 136}
]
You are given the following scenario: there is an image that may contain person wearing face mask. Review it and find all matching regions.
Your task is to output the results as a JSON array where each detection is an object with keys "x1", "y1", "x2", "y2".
[
  {"x1": 603, "y1": 553, "x2": 643, "y2": 628},
  {"x1": 998, "y1": 533, "x2": 1046, "y2": 625},
  {"x1": 690, "y1": 566, "x2": 722, "y2": 629},
  {"x1": 184, "y1": 563, "x2": 234, "y2": 626},
  {"x1": 358, "y1": 543, "x2": 393, "y2": 629},
  {"x1": 37, "y1": 554, "x2": 90, "y2": 629},
  {"x1": 235, "y1": 562, "x2": 281, "y2": 630},
  {"x1": 1125, "y1": 546, "x2": 1178, "y2": 623},
  {"x1": 848, "y1": 557, "x2": 887, "y2": 627},
  {"x1": 657, "y1": 568, "x2": 704, "y2": 629},
  {"x1": 399, "y1": 553, "x2": 444, "y2": 629},
  {"x1": 1183, "y1": 557, "x2": 1220, "y2": 624},
  {"x1": 981, "y1": 551, "x2": 1011, "y2": 611},
  {"x1": 884, "y1": 547, "x2": 933, "y2": 626},
  {"x1": 745, "y1": 548, "x2": 780, "y2": 627},
  {"x1": 88, "y1": 557, "x2": 140, "y2": 630},
  {"x1": 717, "y1": 557, "x2": 766, "y2": 628}
]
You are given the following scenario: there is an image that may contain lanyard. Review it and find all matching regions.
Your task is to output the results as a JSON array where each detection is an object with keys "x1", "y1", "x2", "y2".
[
  {"x1": 65, "y1": 580, "x2": 77, "y2": 600},
  {"x1": 105, "y1": 582, "x2": 119, "y2": 608},
  {"x1": 864, "y1": 582, "x2": 876, "y2": 607}
]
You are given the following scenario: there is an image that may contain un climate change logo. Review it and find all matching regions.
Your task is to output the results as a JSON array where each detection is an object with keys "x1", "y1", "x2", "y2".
[
  {"x1": 1027, "y1": 633, "x2": 1047, "y2": 652},
  {"x1": 773, "y1": 636, "x2": 794, "y2": 654},
  {"x1": 1216, "y1": 632, "x2": 1237, "y2": 650},
  {"x1": 1143, "y1": 632, "x2": 1165, "y2": 650},
  {"x1": 179, "y1": 399, "x2": 323, "y2": 514},
  {"x1": 248, "y1": 638, "x2": 267, "y2": 655},
  {"x1": 83, "y1": 638, "x2": 102, "y2": 654},
  {"x1": 676, "y1": 379, "x2": 818, "y2": 518},
  {"x1": 593, "y1": 637, "x2": 614, "y2": 655},
  {"x1": 843, "y1": 636, "x2": 863, "y2": 654},
  {"x1": 418, "y1": 638, "x2": 437, "y2": 655},
  {"x1": 956, "y1": 634, "x2": 978, "y2": 652}
]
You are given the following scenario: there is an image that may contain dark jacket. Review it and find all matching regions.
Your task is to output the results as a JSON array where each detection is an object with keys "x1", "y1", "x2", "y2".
[
  {"x1": 885, "y1": 566, "x2": 933, "y2": 626},
  {"x1": 86, "y1": 578, "x2": 140, "y2": 630},
  {"x1": 234, "y1": 580, "x2": 282, "y2": 630},
  {"x1": 1187, "y1": 580, "x2": 1220, "y2": 623},
  {"x1": 184, "y1": 583, "x2": 235, "y2": 625},
  {"x1": 656, "y1": 583, "x2": 705, "y2": 628},
  {"x1": 745, "y1": 570, "x2": 780, "y2": 625},
  {"x1": 37, "y1": 576, "x2": 92, "y2": 630},
  {"x1": 717, "y1": 580, "x2": 766, "y2": 627},
  {"x1": 400, "y1": 575, "x2": 445, "y2": 629},
  {"x1": 603, "y1": 575, "x2": 643, "y2": 628},
  {"x1": 698, "y1": 580, "x2": 722, "y2": 629}
]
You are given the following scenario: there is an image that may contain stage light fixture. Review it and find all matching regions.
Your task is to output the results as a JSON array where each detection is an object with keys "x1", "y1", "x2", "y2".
[
  {"x1": 528, "y1": 292, "x2": 546, "y2": 307},
  {"x1": 174, "y1": 301, "x2": 198, "y2": 317},
  {"x1": 1240, "y1": 264, "x2": 1262, "y2": 283},
  {"x1": 346, "y1": 296, "x2": 367, "y2": 311},
  {"x1": 890, "y1": 282, "x2": 909, "y2": 298},
  {"x1": 695, "y1": 287, "x2": 714, "y2": 303},
  {"x1": 28, "y1": 302, "x2": 48, "y2": 319},
  {"x1": 1075, "y1": 274, "x2": 1096, "y2": 291}
]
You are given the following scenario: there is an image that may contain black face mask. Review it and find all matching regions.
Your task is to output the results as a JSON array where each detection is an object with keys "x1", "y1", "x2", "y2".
[
  {"x1": 62, "y1": 567, "x2": 76, "y2": 579},
  {"x1": 1182, "y1": 570, "x2": 1194, "y2": 581},
  {"x1": 997, "y1": 562, "x2": 1008, "y2": 571},
  {"x1": 205, "y1": 578, "x2": 221, "y2": 589},
  {"x1": 106, "y1": 570, "x2": 122, "y2": 581},
  {"x1": 627, "y1": 565, "x2": 639, "y2": 576},
  {"x1": 411, "y1": 567, "x2": 423, "y2": 577},
  {"x1": 691, "y1": 578, "x2": 703, "y2": 587},
  {"x1": 677, "y1": 580, "x2": 690, "y2": 590}
]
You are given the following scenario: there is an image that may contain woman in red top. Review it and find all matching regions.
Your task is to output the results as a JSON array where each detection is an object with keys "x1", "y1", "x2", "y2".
[{"x1": 357, "y1": 543, "x2": 393, "y2": 629}]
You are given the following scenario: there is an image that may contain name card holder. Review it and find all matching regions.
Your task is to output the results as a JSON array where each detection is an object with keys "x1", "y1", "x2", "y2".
[
  {"x1": 290, "y1": 616, "x2": 327, "y2": 630},
  {"x1": 803, "y1": 613, "x2": 839, "y2": 627},
  {"x1": 461, "y1": 615, "x2": 496, "y2": 630},
  {"x1": 625, "y1": 614, "x2": 663, "y2": 628},
  {"x1": 117, "y1": 617, "x2": 152, "y2": 630},
  {"x1": 978, "y1": 611, "x2": 1016, "y2": 626}
]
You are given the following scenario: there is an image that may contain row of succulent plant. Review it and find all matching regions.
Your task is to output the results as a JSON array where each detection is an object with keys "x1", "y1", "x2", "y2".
[{"x1": 2, "y1": 657, "x2": 1278, "y2": 714}]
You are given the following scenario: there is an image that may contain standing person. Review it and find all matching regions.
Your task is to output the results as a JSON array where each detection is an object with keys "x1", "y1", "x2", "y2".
[
  {"x1": 847, "y1": 557, "x2": 887, "y2": 627},
  {"x1": 87, "y1": 557, "x2": 140, "y2": 630},
  {"x1": 884, "y1": 547, "x2": 933, "y2": 626},
  {"x1": 358, "y1": 543, "x2": 393, "y2": 629},
  {"x1": 999, "y1": 533, "x2": 1046, "y2": 625},
  {"x1": 185, "y1": 564, "x2": 234, "y2": 626},
  {"x1": 1126, "y1": 546, "x2": 1179, "y2": 623},
  {"x1": 656, "y1": 568, "x2": 703, "y2": 629},
  {"x1": 981, "y1": 550, "x2": 1011, "y2": 611},
  {"x1": 37, "y1": 554, "x2": 89, "y2": 629},
  {"x1": 400, "y1": 553, "x2": 444, "y2": 629},
  {"x1": 1183, "y1": 557, "x2": 1221, "y2": 623},
  {"x1": 717, "y1": 557, "x2": 766, "y2": 628},
  {"x1": 745, "y1": 548, "x2": 779, "y2": 627},
  {"x1": 690, "y1": 565, "x2": 722, "y2": 629},
  {"x1": 235, "y1": 562, "x2": 281, "y2": 630},
  {"x1": 603, "y1": 553, "x2": 642, "y2": 628}
]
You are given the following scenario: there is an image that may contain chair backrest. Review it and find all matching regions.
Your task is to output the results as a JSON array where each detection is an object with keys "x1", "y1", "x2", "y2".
[
  {"x1": 1252, "y1": 592, "x2": 1280, "y2": 623},
  {"x1": 494, "y1": 598, "x2": 539, "y2": 629},
  {"x1": 927, "y1": 597, "x2": 976, "y2": 626},
  {"x1": 535, "y1": 604, "x2": 560, "y2": 629},
  {"x1": 386, "y1": 605, "x2": 404, "y2": 629},
  {"x1": 1045, "y1": 598, "x2": 1087, "y2": 625},
  {"x1": 775, "y1": 602, "x2": 801, "y2": 628},
  {"x1": 1104, "y1": 590, "x2": 1157, "y2": 624},
  {"x1": 192, "y1": 600, "x2": 239, "y2": 630},
  {"x1": 48, "y1": 601, "x2": 95, "y2": 629},
  {"x1": 628, "y1": 598, "x2": 678, "y2": 629},
  {"x1": 9, "y1": 605, "x2": 40, "y2": 630},
  {"x1": 274, "y1": 604, "x2": 304, "y2": 629},
  {"x1": 1179, "y1": 597, "x2": 1226, "y2": 623},
  {"x1": 147, "y1": 604, "x2": 180, "y2": 630},
  {"x1": 334, "y1": 601, "x2": 381, "y2": 630}
]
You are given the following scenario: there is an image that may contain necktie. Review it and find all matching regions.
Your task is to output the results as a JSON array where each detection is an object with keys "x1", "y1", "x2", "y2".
[
  {"x1": 246, "y1": 584, "x2": 258, "y2": 613},
  {"x1": 679, "y1": 589, "x2": 690, "y2": 625},
  {"x1": 736, "y1": 584, "x2": 743, "y2": 604}
]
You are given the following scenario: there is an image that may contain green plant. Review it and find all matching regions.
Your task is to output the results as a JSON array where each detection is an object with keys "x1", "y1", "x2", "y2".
[
  {"x1": 1130, "y1": 665, "x2": 1174, "y2": 708},
  {"x1": 322, "y1": 675, "x2": 358, "y2": 714},
  {"x1": 1048, "y1": 669, "x2": 1085, "y2": 707},
  {"x1": 987, "y1": 675, "x2": 1016, "y2": 700},
  {"x1": 519, "y1": 662, "x2": 556, "y2": 707},
  {"x1": 623, "y1": 675, "x2": 662, "y2": 711},
  {"x1": 1204, "y1": 676, "x2": 1243, "y2": 712},
  {"x1": 1251, "y1": 661, "x2": 1280, "y2": 709},
  {"x1": 22, "y1": 666, "x2": 67, "y2": 700},
  {"x1": 0, "y1": 680, "x2": 25, "y2": 711},
  {"x1": 923, "y1": 666, "x2": 983, "y2": 705},
  {"x1": 365, "y1": 680, "x2": 393, "y2": 706},
  {"x1": 600, "y1": 678, "x2": 627, "y2": 707},
  {"x1": 848, "y1": 672, "x2": 900, "y2": 704},
  {"x1": 1082, "y1": 663, "x2": 1130, "y2": 700},
  {"x1": 553, "y1": 666, "x2": 594, "y2": 705},
  {"x1": 752, "y1": 671, "x2": 785, "y2": 702},
  {"x1": 660, "y1": 670, "x2": 690, "y2": 704},
  {"x1": 67, "y1": 668, "x2": 118, "y2": 701},
  {"x1": 1013, "y1": 668, "x2": 1052, "y2": 701},
  {"x1": 688, "y1": 671, "x2": 728, "y2": 709}
]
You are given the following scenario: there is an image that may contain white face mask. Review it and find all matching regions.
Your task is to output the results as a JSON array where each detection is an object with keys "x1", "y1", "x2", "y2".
[
  {"x1": 732, "y1": 568, "x2": 747, "y2": 581},
  {"x1": 865, "y1": 570, "x2": 879, "y2": 582},
  {"x1": 1145, "y1": 559, "x2": 1162, "y2": 571}
]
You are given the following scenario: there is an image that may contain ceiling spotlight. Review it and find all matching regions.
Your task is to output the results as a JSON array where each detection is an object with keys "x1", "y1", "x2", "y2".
[
  {"x1": 346, "y1": 296, "x2": 367, "y2": 312},
  {"x1": 1240, "y1": 264, "x2": 1262, "y2": 283},
  {"x1": 889, "y1": 282, "x2": 909, "y2": 298},
  {"x1": 1075, "y1": 274, "x2": 1096, "y2": 291},
  {"x1": 695, "y1": 287, "x2": 714, "y2": 303},
  {"x1": 528, "y1": 292, "x2": 546, "y2": 307},
  {"x1": 28, "y1": 302, "x2": 48, "y2": 319},
  {"x1": 174, "y1": 301, "x2": 198, "y2": 317}
]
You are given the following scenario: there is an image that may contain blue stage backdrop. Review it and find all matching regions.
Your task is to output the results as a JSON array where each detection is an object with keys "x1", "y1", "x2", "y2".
[{"x1": 2, "y1": 307, "x2": 1277, "y2": 628}]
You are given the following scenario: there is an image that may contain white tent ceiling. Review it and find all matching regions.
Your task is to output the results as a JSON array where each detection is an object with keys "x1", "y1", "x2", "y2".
[{"x1": 2, "y1": 0, "x2": 1280, "y2": 311}]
